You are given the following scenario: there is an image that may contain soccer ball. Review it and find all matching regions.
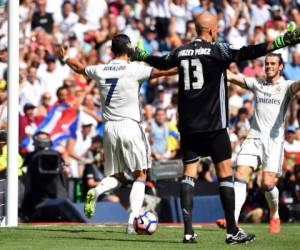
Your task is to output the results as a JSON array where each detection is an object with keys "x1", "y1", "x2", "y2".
[{"x1": 133, "y1": 211, "x2": 158, "y2": 235}]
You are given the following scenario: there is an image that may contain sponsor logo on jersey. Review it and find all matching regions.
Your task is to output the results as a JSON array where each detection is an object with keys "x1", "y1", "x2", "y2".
[{"x1": 255, "y1": 96, "x2": 280, "y2": 105}]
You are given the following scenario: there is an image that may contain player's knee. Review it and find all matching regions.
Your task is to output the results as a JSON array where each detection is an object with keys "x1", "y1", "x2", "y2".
[{"x1": 183, "y1": 164, "x2": 199, "y2": 179}]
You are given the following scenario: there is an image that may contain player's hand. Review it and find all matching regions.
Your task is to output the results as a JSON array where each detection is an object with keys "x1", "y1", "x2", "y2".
[
  {"x1": 130, "y1": 47, "x2": 149, "y2": 61},
  {"x1": 273, "y1": 22, "x2": 300, "y2": 49},
  {"x1": 55, "y1": 44, "x2": 69, "y2": 61}
]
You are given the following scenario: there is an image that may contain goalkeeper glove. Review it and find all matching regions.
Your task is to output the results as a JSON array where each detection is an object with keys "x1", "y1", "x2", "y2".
[
  {"x1": 273, "y1": 21, "x2": 300, "y2": 49},
  {"x1": 130, "y1": 47, "x2": 149, "y2": 61}
]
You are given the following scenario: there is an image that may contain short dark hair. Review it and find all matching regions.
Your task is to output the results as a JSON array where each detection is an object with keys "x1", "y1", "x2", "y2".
[
  {"x1": 266, "y1": 53, "x2": 284, "y2": 66},
  {"x1": 111, "y1": 34, "x2": 133, "y2": 56}
]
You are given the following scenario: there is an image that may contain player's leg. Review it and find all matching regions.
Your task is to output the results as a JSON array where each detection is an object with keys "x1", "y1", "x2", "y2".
[
  {"x1": 127, "y1": 169, "x2": 147, "y2": 233},
  {"x1": 234, "y1": 165, "x2": 253, "y2": 222},
  {"x1": 84, "y1": 175, "x2": 122, "y2": 218},
  {"x1": 181, "y1": 161, "x2": 199, "y2": 243},
  {"x1": 84, "y1": 121, "x2": 121, "y2": 218},
  {"x1": 212, "y1": 130, "x2": 255, "y2": 244},
  {"x1": 118, "y1": 120, "x2": 150, "y2": 233},
  {"x1": 216, "y1": 165, "x2": 252, "y2": 229},
  {"x1": 263, "y1": 171, "x2": 280, "y2": 233},
  {"x1": 262, "y1": 139, "x2": 283, "y2": 233},
  {"x1": 180, "y1": 133, "x2": 200, "y2": 243}
]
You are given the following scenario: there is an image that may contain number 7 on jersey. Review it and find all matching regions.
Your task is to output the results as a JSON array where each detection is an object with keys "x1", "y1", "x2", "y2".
[{"x1": 105, "y1": 78, "x2": 119, "y2": 106}]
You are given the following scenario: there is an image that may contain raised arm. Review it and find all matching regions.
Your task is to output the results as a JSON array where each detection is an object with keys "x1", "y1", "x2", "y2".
[
  {"x1": 56, "y1": 45, "x2": 87, "y2": 76},
  {"x1": 226, "y1": 70, "x2": 247, "y2": 88},
  {"x1": 131, "y1": 48, "x2": 178, "y2": 70},
  {"x1": 231, "y1": 23, "x2": 300, "y2": 62}
]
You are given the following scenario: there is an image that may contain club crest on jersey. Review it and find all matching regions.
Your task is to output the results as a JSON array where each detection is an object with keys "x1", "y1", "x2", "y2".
[{"x1": 275, "y1": 86, "x2": 282, "y2": 93}]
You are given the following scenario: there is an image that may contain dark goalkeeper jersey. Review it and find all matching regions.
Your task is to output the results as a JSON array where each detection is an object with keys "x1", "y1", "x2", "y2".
[{"x1": 145, "y1": 39, "x2": 270, "y2": 133}]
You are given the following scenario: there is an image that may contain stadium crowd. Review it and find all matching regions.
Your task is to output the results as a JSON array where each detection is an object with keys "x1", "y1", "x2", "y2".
[{"x1": 0, "y1": 0, "x2": 299, "y2": 222}]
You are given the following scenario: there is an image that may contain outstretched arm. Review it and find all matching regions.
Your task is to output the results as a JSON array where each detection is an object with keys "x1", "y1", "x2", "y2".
[
  {"x1": 56, "y1": 45, "x2": 87, "y2": 76},
  {"x1": 226, "y1": 70, "x2": 247, "y2": 89},
  {"x1": 131, "y1": 48, "x2": 178, "y2": 70},
  {"x1": 231, "y1": 23, "x2": 300, "y2": 62},
  {"x1": 150, "y1": 67, "x2": 178, "y2": 79}
]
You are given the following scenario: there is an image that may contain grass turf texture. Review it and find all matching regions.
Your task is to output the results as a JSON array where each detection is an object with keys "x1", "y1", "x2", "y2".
[{"x1": 0, "y1": 223, "x2": 299, "y2": 250}]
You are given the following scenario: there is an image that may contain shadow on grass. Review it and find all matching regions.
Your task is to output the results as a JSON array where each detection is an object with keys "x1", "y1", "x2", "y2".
[
  {"x1": 14, "y1": 227, "x2": 118, "y2": 234},
  {"x1": 52, "y1": 235, "x2": 180, "y2": 244}
]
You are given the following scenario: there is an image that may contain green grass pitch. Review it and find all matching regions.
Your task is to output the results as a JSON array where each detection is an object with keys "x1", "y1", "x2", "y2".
[{"x1": 0, "y1": 223, "x2": 299, "y2": 250}]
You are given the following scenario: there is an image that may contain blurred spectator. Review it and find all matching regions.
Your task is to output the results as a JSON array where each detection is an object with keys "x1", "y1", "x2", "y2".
[
  {"x1": 192, "y1": 0, "x2": 216, "y2": 18},
  {"x1": 141, "y1": 104, "x2": 155, "y2": 140},
  {"x1": 152, "y1": 85, "x2": 169, "y2": 110},
  {"x1": 248, "y1": 25, "x2": 266, "y2": 45},
  {"x1": 248, "y1": 0, "x2": 271, "y2": 33},
  {"x1": 142, "y1": 27, "x2": 159, "y2": 54},
  {"x1": 150, "y1": 108, "x2": 170, "y2": 160},
  {"x1": 31, "y1": 0, "x2": 54, "y2": 34},
  {"x1": 146, "y1": 0, "x2": 171, "y2": 40},
  {"x1": 19, "y1": 66, "x2": 42, "y2": 108},
  {"x1": 170, "y1": 0, "x2": 191, "y2": 38},
  {"x1": 66, "y1": 119, "x2": 93, "y2": 178},
  {"x1": 284, "y1": 125, "x2": 300, "y2": 171},
  {"x1": 37, "y1": 55, "x2": 66, "y2": 103},
  {"x1": 54, "y1": 0, "x2": 79, "y2": 35},
  {"x1": 81, "y1": 0, "x2": 108, "y2": 30},
  {"x1": 243, "y1": 59, "x2": 264, "y2": 78},
  {"x1": 19, "y1": 103, "x2": 42, "y2": 144},
  {"x1": 283, "y1": 50, "x2": 300, "y2": 80},
  {"x1": 36, "y1": 92, "x2": 52, "y2": 119}
]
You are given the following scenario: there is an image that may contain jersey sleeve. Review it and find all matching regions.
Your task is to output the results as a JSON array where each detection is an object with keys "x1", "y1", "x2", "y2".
[
  {"x1": 131, "y1": 62, "x2": 153, "y2": 82},
  {"x1": 85, "y1": 65, "x2": 101, "y2": 80},
  {"x1": 243, "y1": 77, "x2": 259, "y2": 91},
  {"x1": 215, "y1": 42, "x2": 269, "y2": 63},
  {"x1": 144, "y1": 49, "x2": 178, "y2": 70}
]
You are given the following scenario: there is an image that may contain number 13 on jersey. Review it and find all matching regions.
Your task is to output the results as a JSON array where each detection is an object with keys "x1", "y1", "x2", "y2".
[{"x1": 181, "y1": 59, "x2": 204, "y2": 90}]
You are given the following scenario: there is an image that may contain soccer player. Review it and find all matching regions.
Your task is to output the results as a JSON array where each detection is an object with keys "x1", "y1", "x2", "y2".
[
  {"x1": 131, "y1": 12, "x2": 300, "y2": 244},
  {"x1": 221, "y1": 53, "x2": 300, "y2": 233},
  {"x1": 56, "y1": 34, "x2": 176, "y2": 233}
]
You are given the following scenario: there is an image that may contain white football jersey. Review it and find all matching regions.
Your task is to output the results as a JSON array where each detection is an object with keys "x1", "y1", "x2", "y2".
[
  {"x1": 244, "y1": 76, "x2": 294, "y2": 139},
  {"x1": 85, "y1": 59, "x2": 153, "y2": 122}
]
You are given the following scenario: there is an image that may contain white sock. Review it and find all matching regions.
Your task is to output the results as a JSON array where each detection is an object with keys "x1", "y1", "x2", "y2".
[
  {"x1": 265, "y1": 186, "x2": 279, "y2": 219},
  {"x1": 128, "y1": 180, "x2": 145, "y2": 224},
  {"x1": 94, "y1": 176, "x2": 121, "y2": 199},
  {"x1": 234, "y1": 180, "x2": 247, "y2": 223}
]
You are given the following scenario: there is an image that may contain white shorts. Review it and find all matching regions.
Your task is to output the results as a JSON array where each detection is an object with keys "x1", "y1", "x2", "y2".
[
  {"x1": 236, "y1": 138, "x2": 284, "y2": 175},
  {"x1": 103, "y1": 119, "x2": 151, "y2": 176}
]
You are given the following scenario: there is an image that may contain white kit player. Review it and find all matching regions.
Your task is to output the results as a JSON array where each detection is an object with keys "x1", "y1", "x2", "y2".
[
  {"x1": 217, "y1": 53, "x2": 300, "y2": 233},
  {"x1": 56, "y1": 34, "x2": 176, "y2": 233}
]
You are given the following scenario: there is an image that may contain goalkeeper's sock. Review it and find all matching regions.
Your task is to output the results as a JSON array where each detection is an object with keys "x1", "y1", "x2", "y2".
[
  {"x1": 234, "y1": 178, "x2": 247, "y2": 222},
  {"x1": 128, "y1": 180, "x2": 146, "y2": 224},
  {"x1": 218, "y1": 176, "x2": 238, "y2": 235},
  {"x1": 94, "y1": 176, "x2": 121, "y2": 199},
  {"x1": 180, "y1": 175, "x2": 195, "y2": 235},
  {"x1": 265, "y1": 186, "x2": 279, "y2": 219}
]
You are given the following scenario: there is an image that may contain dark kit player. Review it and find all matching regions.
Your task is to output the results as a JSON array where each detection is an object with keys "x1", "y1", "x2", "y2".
[{"x1": 132, "y1": 12, "x2": 300, "y2": 244}]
